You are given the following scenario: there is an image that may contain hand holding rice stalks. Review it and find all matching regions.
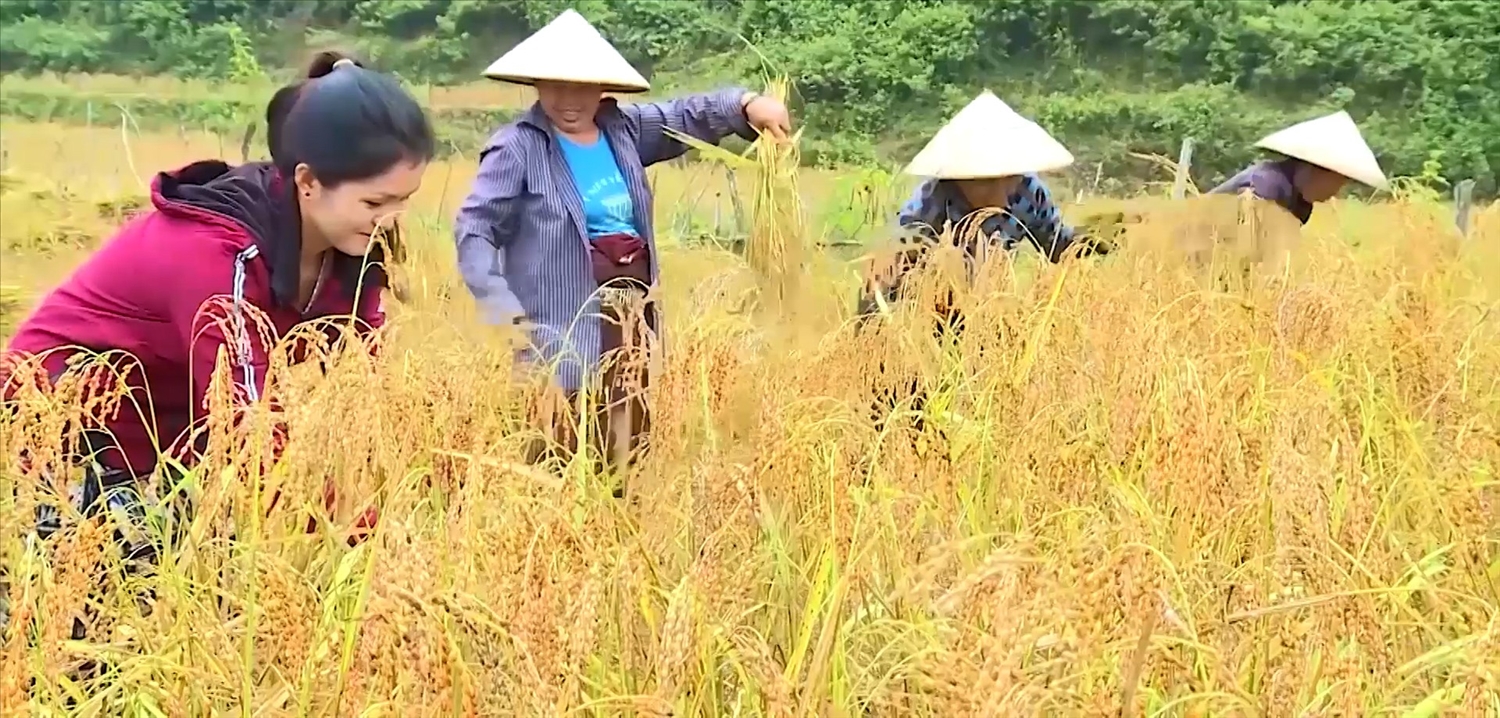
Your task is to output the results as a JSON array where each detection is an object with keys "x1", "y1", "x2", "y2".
[{"x1": 665, "y1": 76, "x2": 808, "y2": 314}]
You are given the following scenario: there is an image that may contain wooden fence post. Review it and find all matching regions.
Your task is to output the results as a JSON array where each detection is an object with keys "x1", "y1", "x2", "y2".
[
  {"x1": 240, "y1": 122, "x2": 258, "y2": 164},
  {"x1": 1454, "y1": 179, "x2": 1475, "y2": 238},
  {"x1": 1172, "y1": 137, "x2": 1195, "y2": 199}
]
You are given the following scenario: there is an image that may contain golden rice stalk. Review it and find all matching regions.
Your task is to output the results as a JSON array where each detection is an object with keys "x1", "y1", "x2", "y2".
[
  {"x1": 664, "y1": 76, "x2": 808, "y2": 312},
  {"x1": 744, "y1": 77, "x2": 807, "y2": 306}
]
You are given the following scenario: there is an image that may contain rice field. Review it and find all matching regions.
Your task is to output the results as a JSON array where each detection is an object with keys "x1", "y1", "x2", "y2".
[{"x1": 2, "y1": 103, "x2": 1500, "y2": 717}]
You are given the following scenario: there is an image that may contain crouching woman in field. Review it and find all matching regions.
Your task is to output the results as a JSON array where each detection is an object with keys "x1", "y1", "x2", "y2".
[
  {"x1": 1209, "y1": 110, "x2": 1388, "y2": 224},
  {"x1": 452, "y1": 10, "x2": 792, "y2": 482},
  {"x1": 856, "y1": 91, "x2": 1111, "y2": 439},
  {"x1": 857, "y1": 91, "x2": 1111, "y2": 331},
  {"x1": 1171, "y1": 110, "x2": 1389, "y2": 278},
  {"x1": 1, "y1": 51, "x2": 436, "y2": 573}
]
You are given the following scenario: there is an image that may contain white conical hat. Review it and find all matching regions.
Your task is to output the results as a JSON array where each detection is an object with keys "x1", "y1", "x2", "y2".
[
  {"x1": 1255, "y1": 110, "x2": 1387, "y2": 190},
  {"x1": 482, "y1": 9, "x2": 650, "y2": 93},
  {"x1": 903, "y1": 90, "x2": 1074, "y2": 179}
]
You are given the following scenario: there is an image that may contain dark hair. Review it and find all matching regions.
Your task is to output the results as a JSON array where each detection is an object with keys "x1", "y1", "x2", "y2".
[{"x1": 262, "y1": 50, "x2": 435, "y2": 309}]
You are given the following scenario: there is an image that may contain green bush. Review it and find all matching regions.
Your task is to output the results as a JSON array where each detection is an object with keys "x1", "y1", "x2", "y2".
[{"x1": 0, "y1": 0, "x2": 1493, "y2": 195}]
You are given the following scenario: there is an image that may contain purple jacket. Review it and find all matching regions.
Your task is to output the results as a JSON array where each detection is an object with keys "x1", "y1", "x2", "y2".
[
  {"x1": 3, "y1": 161, "x2": 385, "y2": 475},
  {"x1": 453, "y1": 88, "x2": 756, "y2": 391},
  {"x1": 1208, "y1": 159, "x2": 1314, "y2": 224}
]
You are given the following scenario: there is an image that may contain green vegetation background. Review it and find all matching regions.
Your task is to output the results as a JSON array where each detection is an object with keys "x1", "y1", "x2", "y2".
[{"x1": 1, "y1": 0, "x2": 1495, "y2": 196}]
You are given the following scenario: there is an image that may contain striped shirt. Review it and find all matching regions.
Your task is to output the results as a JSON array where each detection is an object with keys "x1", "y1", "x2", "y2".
[
  {"x1": 1208, "y1": 159, "x2": 1314, "y2": 224},
  {"x1": 454, "y1": 88, "x2": 755, "y2": 391}
]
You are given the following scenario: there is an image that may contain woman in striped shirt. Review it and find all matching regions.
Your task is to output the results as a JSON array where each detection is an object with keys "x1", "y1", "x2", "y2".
[{"x1": 453, "y1": 10, "x2": 792, "y2": 479}]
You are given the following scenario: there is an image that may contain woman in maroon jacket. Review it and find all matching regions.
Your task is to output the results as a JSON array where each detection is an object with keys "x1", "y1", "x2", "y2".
[{"x1": 2, "y1": 51, "x2": 435, "y2": 566}]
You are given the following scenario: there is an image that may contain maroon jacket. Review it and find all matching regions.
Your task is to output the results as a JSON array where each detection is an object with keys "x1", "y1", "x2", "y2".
[{"x1": 2, "y1": 160, "x2": 385, "y2": 476}]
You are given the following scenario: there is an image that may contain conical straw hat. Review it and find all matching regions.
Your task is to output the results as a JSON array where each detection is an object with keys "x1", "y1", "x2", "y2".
[
  {"x1": 903, "y1": 90, "x2": 1074, "y2": 179},
  {"x1": 482, "y1": 9, "x2": 650, "y2": 93},
  {"x1": 1255, "y1": 110, "x2": 1387, "y2": 190}
]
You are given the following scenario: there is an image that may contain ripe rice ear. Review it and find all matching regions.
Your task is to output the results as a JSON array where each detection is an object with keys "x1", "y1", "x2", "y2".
[{"x1": 664, "y1": 76, "x2": 808, "y2": 315}]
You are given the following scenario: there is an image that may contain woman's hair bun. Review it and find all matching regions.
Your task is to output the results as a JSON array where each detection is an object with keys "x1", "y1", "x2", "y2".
[{"x1": 305, "y1": 50, "x2": 363, "y2": 79}]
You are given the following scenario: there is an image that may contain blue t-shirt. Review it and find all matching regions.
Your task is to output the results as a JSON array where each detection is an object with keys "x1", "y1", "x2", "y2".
[{"x1": 557, "y1": 134, "x2": 638, "y2": 239}]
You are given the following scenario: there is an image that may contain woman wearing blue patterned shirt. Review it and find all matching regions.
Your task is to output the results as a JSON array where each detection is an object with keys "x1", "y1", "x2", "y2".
[
  {"x1": 857, "y1": 90, "x2": 1109, "y2": 324},
  {"x1": 858, "y1": 91, "x2": 1109, "y2": 442},
  {"x1": 897, "y1": 173, "x2": 1080, "y2": 260}
]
